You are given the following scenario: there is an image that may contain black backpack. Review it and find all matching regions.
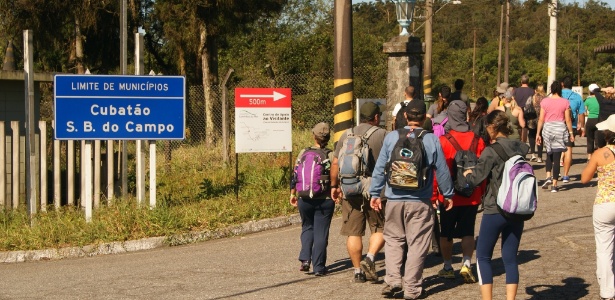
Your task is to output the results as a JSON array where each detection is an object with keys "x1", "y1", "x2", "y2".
[
  {"x1": 386, "y1": 128, "x2": 429, "y2": 190},
  {"x1": 443, "y1": 133, "x2": 480, "y2": 197}
]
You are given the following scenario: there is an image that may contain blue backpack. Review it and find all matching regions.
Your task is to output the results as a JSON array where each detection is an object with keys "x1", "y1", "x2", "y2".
[
  {"x1": 491, "y1": 143, "x2": 537, "y2": 221},
  {"x1": 295, "y1": 148, "x2": 331, "y2": 198}
]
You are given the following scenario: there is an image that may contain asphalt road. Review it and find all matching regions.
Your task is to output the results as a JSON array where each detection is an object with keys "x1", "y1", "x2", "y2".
[{"x1": 0, "y1": 136, "x2": 602, "y2": 299}]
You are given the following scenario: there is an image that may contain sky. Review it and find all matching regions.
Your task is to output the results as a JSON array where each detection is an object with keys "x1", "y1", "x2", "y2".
[{"x1": 354, "y1": 0, "x2": 614, "y2": 9}]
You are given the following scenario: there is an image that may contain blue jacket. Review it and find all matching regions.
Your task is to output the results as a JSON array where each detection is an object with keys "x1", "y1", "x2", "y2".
[
  {"x1": 369, "y1": 127, "x2": 454, "y2": 201},
  {"x1": 561, "y1": 89, "x2": 585, "y2": 129}
]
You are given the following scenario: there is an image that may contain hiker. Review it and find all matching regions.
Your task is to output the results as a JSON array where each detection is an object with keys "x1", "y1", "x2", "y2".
[
  {"x1": 393, "y1": 85, "x2": 433, "y2": 131},
  {"x1": 526, "y1": 85, "x2": 546, "y2": 163},
  {"x1": 462, "y1": 110, "x2": 529, "y2": 300},
  {"x1": 513, "y1": 75, "x2": 535, "y2": 142},
  {"x1": 330, "y1": 102, "x2": 387, "y2": 283},
  {"x1": 369, "y1": 100, "x2": 454, "y2": 300},
  {"x1": 435, "y1": 100, "x2": 486, "y2": 284},
  {"x1": 495, "y1": 90, "x2": 525, "y2": 141},
  {"x1": 536, "y1": 81, "x2": 574, "y2": 193},
  {"x1": 590, "y1": 86, "x2": 615, "y2": 154},
  {"x1": 469, "y1": 97, "x2": 490, "y2": 145},
  {"x1": 560, "y1": 76, "x2": 586, "y2": 183},
  {"x1": 584, "y1": 84, "x2": 601, "y2": 161},
  {"x1": 581, "y1": 114, "x2": 615, "y2": 300},
  {"x1": 487, "y1": 82, "x2": 508, "y2": 113},
  {"x1": 289, "y1": 122, "x2": 335, "y2": 276},
  {"x1": 427, "y1": 86, "x2": 451, "y2": 137},
  {"x1": 450, "y1": 79, "x2": 471, "y2": 117}
]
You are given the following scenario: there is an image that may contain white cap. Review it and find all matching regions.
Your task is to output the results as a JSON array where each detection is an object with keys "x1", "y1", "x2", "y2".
[
  {"x1": 596, "y1": 115, "x2": 615, "y2": 132},
  {"x1": 589, "y1": 83, "x2": 600, "y2": 93}
]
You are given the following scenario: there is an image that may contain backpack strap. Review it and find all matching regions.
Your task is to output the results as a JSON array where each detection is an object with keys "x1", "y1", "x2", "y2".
[
  {"x1": 443, "y1": 133, "x2": 463, "y2": 152},
  {"x1": 490, "y1": 142, "x2": 509, "y2": 162},
  {"x1": 362, "y1": 126, "x2": 379, "y2": 142},
  {"x1": 469, "y1": 134, "x2": 480, "y2": 153}
]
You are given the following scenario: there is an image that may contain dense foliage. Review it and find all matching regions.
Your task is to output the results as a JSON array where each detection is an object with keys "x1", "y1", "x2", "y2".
[{"x1": 0, "y1": 0, "x2": 614, "y2": 98}]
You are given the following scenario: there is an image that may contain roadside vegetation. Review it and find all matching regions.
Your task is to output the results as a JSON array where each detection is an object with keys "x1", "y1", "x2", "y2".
[{"x1": 0, "y1": 129, "x2": 313, "y2": 251}]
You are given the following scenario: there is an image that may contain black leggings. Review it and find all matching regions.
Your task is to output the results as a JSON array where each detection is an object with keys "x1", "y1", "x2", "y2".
[
  {"x1": 586, "y1": 118, "x2": 599, "y2": 154},
  {"x1": 527, "y1": 128, "x2": 543, "y2": 157},
  {"x1": 545, "y1": 151, "x2": 563, "y2": 179}
]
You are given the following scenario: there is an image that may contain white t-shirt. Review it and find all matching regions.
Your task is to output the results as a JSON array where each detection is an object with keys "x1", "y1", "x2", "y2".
[{"x1": 392, "y1": 100, "x2": 412, "y2": 117}]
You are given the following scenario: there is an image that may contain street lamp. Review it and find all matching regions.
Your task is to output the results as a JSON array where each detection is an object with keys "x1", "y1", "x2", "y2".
[
  {"x1": 412, "y1": 0, "x2": 461, "y2": 34},
  {"x1": 394, "y1": 0, "x2": 418, "y2": 36}
]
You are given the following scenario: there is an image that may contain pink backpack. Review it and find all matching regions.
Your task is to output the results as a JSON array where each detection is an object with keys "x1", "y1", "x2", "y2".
[{"x1": 432, "y1": 117, "x2": 448, "y2": 137}]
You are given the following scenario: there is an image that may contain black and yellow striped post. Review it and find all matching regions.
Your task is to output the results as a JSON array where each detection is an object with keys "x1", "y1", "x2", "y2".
[{"x1": 333, "y1": 0, "x2": 353, "y2": 145}]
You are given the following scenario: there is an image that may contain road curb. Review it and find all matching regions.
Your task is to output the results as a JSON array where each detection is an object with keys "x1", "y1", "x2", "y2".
[{"x1": 0, "y1": 213, "x2": 302, "y2": 264}]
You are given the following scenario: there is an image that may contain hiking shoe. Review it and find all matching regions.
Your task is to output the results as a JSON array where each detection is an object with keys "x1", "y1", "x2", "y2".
[
  {"x1": 404, "y1": 289, "x2": 428, "y2": 299},
  {"x1": 299, "y1": 260, "x2": 310, "y2": 272},
  {"x1": 360, "y1": 257, "x2": 378, "y2": 281},
  {"x1": 542, "y1": 177, "x2": 552, "y2": 189},
  {"x1": 381, "y1": 284, "x2": 403, "y2": 297},
  {"x1": 551, "y1": 186, "x2": 559, "y2": 193},
  {"x1": 459, "y1": 265, "x2": 477, "y2": 283},
  {"x1": 354, "y1": 272, "x2": 367, "y2": 283},
  {"x1": 562, "y1": 176, "x2": 570, "y2": 183},
  {"x1": 438, "y1": 267, "x2": 455, "y2": 279}
]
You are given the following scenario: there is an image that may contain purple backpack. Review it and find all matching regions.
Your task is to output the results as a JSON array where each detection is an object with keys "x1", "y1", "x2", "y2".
[
  {"x1": 295, "y1": 148, "x2": 331, "y2": 198},
  {"x1": 432, "y1": 117, "x2": 448, "y2": 137},
  {"x1": 492, "y1": 143, "x2": 537, "y2": 221}
]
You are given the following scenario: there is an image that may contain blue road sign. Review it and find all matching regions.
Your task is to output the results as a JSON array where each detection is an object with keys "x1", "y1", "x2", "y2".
[{"x1": 54, "y1": 75, "x2": 185, "y2": 140}]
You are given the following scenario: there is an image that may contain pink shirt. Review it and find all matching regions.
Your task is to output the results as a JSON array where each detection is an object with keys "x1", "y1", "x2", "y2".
[{"x1": 540, "y1": 96, "x2": 570, "y2": 123}]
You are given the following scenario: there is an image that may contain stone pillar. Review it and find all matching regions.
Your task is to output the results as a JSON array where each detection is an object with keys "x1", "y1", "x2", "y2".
[{"x1": 383, "y1": 36, "x2": 423, "y2": 130}]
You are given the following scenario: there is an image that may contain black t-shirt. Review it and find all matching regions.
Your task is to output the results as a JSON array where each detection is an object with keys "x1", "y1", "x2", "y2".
[{"x1": 513, "y1": 87, "x2": 534, "y2": 108}]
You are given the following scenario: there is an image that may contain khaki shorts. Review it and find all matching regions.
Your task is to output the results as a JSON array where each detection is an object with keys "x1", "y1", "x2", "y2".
[{"x1": 340, "y1": 196, "x2": 385, "y2": 236}]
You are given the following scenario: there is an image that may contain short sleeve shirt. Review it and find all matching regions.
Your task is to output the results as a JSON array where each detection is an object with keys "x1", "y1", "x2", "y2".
[
  {"x1": 513, "y1": 87, "x2": 534, "y2": 108},
  {"x1": 541, "y1": 97, "x2": 570, "y2": 123},
  {"x1": 585, "y1": 96, "x2": 600, "y2": 119},
  {"x1": 427, "y1": 103, "x2": 439, "y2": 118},
  {"x1": 392, "y1": 100, "x2": 411, "y2": 117},
  {"x1": 561, "y1": 89, "x2": 585, "y2": 128}
]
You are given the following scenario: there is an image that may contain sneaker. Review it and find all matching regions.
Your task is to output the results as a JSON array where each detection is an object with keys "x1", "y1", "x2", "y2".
[
  {"x1": 459, "y1": 265, "x2": 477, "y2": 283},
  {"x1": 536, "y1": 157, "x2": 543, "y2": 163},
  {"x1": 299, "y1": 260, "x2": 310, "y2": 272},
  {"x1": 551, "y1": 186, "x2": 558, "y2": 193},
  {"x1": 314, "y1": 270, "x2": 327, "y2": 276},
  {"x1": 530, "y1": 154, "x2": 537, "y2": 162},
  {"x1": 404, "y1": 289, "x2": 428, "y2": 299},
  {"x1": 438, "y1": 267, "x2": 455, "y2": 279},
  {"x1": 360, "y1": 257, "x2": 378, "y2": 281},
  {"x1": 562, "y1": 176, "x2": 570, "y2": 183},
  {"x1": 542, "y1": 177, "x2": 552, "y2": 189},
  {"x1": 354, "y1": 272, "x2": 367, "y2": 283},
  {"x1": 381, "y1": 284, "x2": 403, "y2": 297}
]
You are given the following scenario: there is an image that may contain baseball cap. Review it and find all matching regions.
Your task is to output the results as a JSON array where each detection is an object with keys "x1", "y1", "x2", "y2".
[
  {"x1": 312, "y1": 122, "x2": 330, "y2": 138},
  {"x1": 360, "y1": 102, "x2": 381, "y2": 119},
  {"x1": 405, "y1": 99, "x2": 426, "y2": 115},
  {"x1": 596, "y1": 115, "x2": 615, "y2": 132},
  {"x1": 589, "y1": 83, "x2": 600, "y2": 93}
]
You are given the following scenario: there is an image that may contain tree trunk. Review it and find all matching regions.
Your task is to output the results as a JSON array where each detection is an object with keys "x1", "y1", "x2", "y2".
[
  {"x1": 75, "y1": 16, "x2": 85, "y2": 74},
  {"x1": 199, "y1": 22, "x2": 219, "y2": 147}
]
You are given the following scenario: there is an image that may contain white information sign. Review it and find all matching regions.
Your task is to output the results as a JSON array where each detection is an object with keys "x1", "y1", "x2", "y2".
[{"x1": 234, "y1": 88, "x2": 292, "y2": 153}]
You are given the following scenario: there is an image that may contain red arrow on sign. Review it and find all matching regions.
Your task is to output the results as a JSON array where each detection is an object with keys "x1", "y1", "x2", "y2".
[{"x1": 235, "y1": 88, "x2": 291, "y2": 108}]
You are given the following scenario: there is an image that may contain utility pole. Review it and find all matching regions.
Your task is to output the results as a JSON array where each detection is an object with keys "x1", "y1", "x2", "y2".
[
  {"x1": 424, "y1": 0, "x2": 434, "y2": 99},
  {"x1": 577, "y1": 34, "x2": 581, "y2": 86},
  {"x1": 472, "y1": 29, "x2": 476, "y2": 99},
  {"x1": 333, "y1": 0, "x2": 353, "y2": 145},
  {"x1": 504, "y1": 0, "x2": 510, "y2": 84},
  {"x1": 497, "y1": 1, "x2": 504, "y2": 86},
  {"x1": 120, "y1": 0, "x2": 128, "y2": 197},
  {"x1": 547, "y1": 0, "x2": 557, "y2": 93}
]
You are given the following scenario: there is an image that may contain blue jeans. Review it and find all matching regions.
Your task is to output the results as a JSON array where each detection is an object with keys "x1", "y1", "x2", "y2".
[
  {"x1": 297, "y1": 197, "x2": 335, "y2": 273},
  {"x1": 476, "y1": 213, "x2": 524, "y2": 285}
]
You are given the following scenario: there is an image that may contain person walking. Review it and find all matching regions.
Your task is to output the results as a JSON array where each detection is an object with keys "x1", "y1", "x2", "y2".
[
  {"x1": 330, "y1": 102, "x2": 387, "y2": 283},
  {"x1": 560, "y1": 76, "x2": 586, "y2": 183},
  {"x1": 451, "y1": 79, "x2": 471, "y2": 117},
  {"x1": 526, "y1": 85, "x2": 546, "y2": 163},
  {"x1": 591, "y1": 86, "x2": 615, "y2": 151},
  {"x1": 513, "y1": 74, "x2": 535, "y2": 142},
  {"x1": 290, "y1": 122, "x2": 335, "y2": 276},
  {"x1": 462, "y1": 110, "x2": 529, "y2": 300},
  {"x1": 536, "y1": 81, "x2": 574, "y2": 193},
  {"x1": 393, "y1": 85, "x2": 433, "y2": 131},
  {"x1": 436, "y1": 100, "x2": 486, "y2": 284},
  {"x1": 369, "y1": 100, "x2": 454, "y2": 300},
  {"x1": 585, "y1": 83, "x2": 601, "y2": 161},
  {"x1": 581, "y1": 114, "x2": 615, "y2": 300},
  {"x1": 469, "y1": 97, "x2": 490, "y2": 145},
  {"x1": 496, "y1": 90, "x2": 525, "y2": 141},
  {"x1": 487, "y1": 82, "x2": 508, "y2": 113}
]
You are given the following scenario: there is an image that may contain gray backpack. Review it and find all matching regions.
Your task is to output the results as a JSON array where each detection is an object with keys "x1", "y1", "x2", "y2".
[{"x1": 337, "y1": 126, "x2": 379, "y2": 197}]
